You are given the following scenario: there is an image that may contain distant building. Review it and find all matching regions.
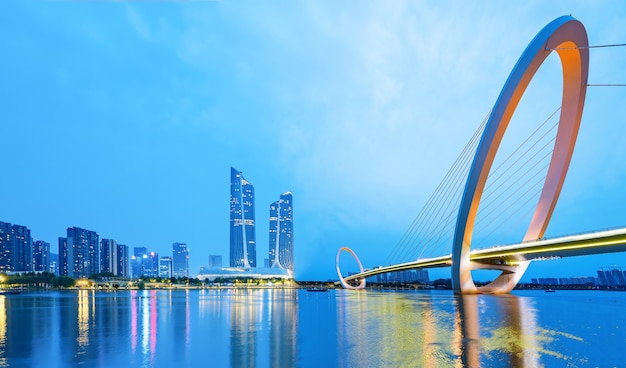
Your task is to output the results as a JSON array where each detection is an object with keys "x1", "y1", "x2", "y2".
[
  {"x1": 230, "y1": 167, "x2": 256, "y2": 268},
  {"x1": 100, "y1": 239, "x2": 129, "y2": 277},
  {"x1": 611, "y1": 268, "x2": 625, "y2": 286},
  {"x1": 172, "y1": 242, "x2": 189, "y2": 278},
  {"x1": 597, "y1": 267, "x2": 625, "y2": 287},
  {"x1": 132, "y1": 247, "x2": 147, "y2": 278},
  {"x1": 0, "y1": 222, "x2": 33, "y2": 272},
  {"x1": 268, "y1": 192, "x2": 294, "y2": 273},
  {"x1": 198, "y1": 267, "x2": 292, "y2": 282},
  {"x1": 597, "y1": 269, "x2": 608, "y2": 286},
  {"x1": 100, "y1": 238, "x2": 117, "y2": 275},
  {"x1": 0, "y1": 222, "x2": 10, "y2": 271},
  {"x1": 159, "y1": 256, "x2": 173, "y2": 278},
  {"x1": 33, "y1": 240, "x2": 50, "y2": 272},
  {"x1": 49, "y1": 253, "x2": 59, "y2": 275},
  {"x1": 116, "y1": 244, "x2": 129, "y2": 277},
  {"x1": 59, "y1": 227, "x2": 99, "y2": 278},
  {"x1": 368, "y1": 268, "x2": 429, "y2": 284},
  {"x1": 144, "y1": 251, "x2": 159, "y2": 278},
  {"x1": 537, "y1": 277, "x2": 559, "y2": 286},
  {"x1": 208, "y1": 255, "x2": 222, "y2": 268}
]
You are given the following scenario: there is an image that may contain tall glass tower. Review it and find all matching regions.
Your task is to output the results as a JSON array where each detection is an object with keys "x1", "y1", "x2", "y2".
[
  {"x1": 172, "y1": 242, "x2": 189, "y2": 277},
  {"x1": 268, "y1": 192, "x2": 293, "y2": 272},
  {"x1": 230, "y1": 167, "x2": 256, "y2": 268}
]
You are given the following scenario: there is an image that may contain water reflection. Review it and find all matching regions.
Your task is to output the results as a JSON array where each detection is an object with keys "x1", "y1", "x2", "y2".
[
  {"x1": 455, "y1": 293, "x2": 584, "y2": 367},
  {"x1": 336, "y1": 290, "x2": 587, "y2": 367},
  {"x1": 0, "y1": 289, "x2": 614, "y2": 367},
  {"x1": 230, "y1": 289, "x2": 259, "y2": 367},
  {"x1": 338, "y1": 291, "x2": 457, "y2": 366},
  {"x1": 268, "y1": 289, "x2": 298, "y2": 367}
]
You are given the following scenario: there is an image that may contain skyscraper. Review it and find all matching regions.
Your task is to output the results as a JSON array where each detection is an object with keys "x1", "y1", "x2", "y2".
[
  {"x1": 0, "y1": 222, "x2": 10, "y2": 271},
  {"x1": 100, "y1": 238, "x2": 117, "y2": 275},
  {"x1": 12, "y1": 224, "x2": 32, "y2": 272},
  {"x1": 33, "y1": 240, "x2": 50, "y2": 272},
  {"x1": 60, "y1": 227, "x2": 99, "y2": 278},
  {"x1": 58, "y1": 237, "x2": 68, "y2": 276},
  {"x1": 230, "y1": 167, "x2": 256, "y2": 268},
  {"x1": 159, "y1": 256, "x2": 173, "y2": 278},
  {"x1": 144, "y1": 251, "x2": 159, "y2": 277},
  {"x1": 0, "y1": 221, "x2": 33, "y2": 272},
  {"x1": 268, "y1": 192, "x2": 294, "y2": 272},
  {"x1": 116, "y1": 243, "x2": 129, "y2": 277},
  {"x1": 100, "y1": 239, "x2": 129, "y2": 277},
  {"x1": 172, "y1": 242, "x2": 189, "y2": 278},
  {"x1": 132, "y1": 247, "x2": 147, "y2": 278}
]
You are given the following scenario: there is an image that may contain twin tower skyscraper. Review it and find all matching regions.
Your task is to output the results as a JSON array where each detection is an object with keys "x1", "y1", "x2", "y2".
[{"x1": 229, "y1": 167, "x2": 294, "y2": 273}]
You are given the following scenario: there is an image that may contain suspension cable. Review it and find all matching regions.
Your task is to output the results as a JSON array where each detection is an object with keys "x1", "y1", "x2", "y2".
[{"x1": 545, "y1": 43, "x2": 626, "y2": 50}]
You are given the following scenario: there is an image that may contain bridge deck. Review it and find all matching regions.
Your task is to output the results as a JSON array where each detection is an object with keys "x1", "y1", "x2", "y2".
[{"x1": 340, "y1": 227, "x2": 626, "y2": 284}]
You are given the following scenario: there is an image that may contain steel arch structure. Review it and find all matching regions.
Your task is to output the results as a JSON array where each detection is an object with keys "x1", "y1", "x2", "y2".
[
  {"x1": 335, "y1": 16, "x2": 590, "y2": 294},
  {"x1": 451, "y1": 15, "x2": 589, "y2": 294},
  {"x1": 336, "y1": 247, "x2": 366, "y2": 289}
]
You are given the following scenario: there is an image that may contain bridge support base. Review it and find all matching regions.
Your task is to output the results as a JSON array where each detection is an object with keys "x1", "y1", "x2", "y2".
[{"x1": 455, "y1": 260, "x2": 531, "y2": 294}]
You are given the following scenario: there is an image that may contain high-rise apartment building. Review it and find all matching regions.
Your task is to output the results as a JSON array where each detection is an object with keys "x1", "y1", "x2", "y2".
[
  {"x1": 230, "y1": 167, "x2": 256, "y2": 268},
  {"x1": 159, "y1": 256, "x2": 172, "y2": 278},
  {"x1": 268, "y1": 192, "x2": 294, "y2": 272},
  {"x1": 116, "y1": 244, "x2": 129, "y2": 277},
  {"x1": 0, "y1": 221, "x2": 33, "y2": 272},
  {"x1": 100, "y1": 239, "x2": 129, "y2": 277},
  {"x1": 33, "y1": 240, "x2": 50, "y2": 272},
  {"x1": 12, "y1": 225, "x2": 32, "y2": 272},
  {"x1": 0, "y1": 222, "x2": 10, "y2": 271},
  {"x1": 100, "y1": 238, "x2": 117, "y2": 275},
  {"x1": 62, "y1": 227, "x2": 100, "y2": 278},
  {"x1": 172, "y1": 242, "x2": 189, "y2": 277},
  {"x1": 59, "y1": 227, "x2": 99, "y2": 278}
]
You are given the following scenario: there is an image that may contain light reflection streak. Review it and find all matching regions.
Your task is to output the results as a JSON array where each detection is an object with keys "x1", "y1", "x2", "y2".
[
  {"x1": 150, "y1": 290, "x2": 158, "y2": 363},
  {"x1": 130, "y1": 290, "x2": 137, "y2": 353},
  {"x1": 0, "y1": 297, "x2": 6, "y2": 366},
  {"x1": 141, "y1": 291, "x2": 150, "y2": 367},
  {"x1": 185, "y1": 290, "x2": 190, "y2": 347},
  {"x1": 77, "y1": 289, "x2": 90, "y2": 351}
]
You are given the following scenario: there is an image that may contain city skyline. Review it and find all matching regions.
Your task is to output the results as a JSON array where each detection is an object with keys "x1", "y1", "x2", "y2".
[{"x1": 2, "y1": 2, "x2": 626, "y2": 281}]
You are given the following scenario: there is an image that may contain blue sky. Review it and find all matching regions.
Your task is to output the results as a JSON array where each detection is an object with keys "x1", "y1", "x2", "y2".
[{"x1": 1, "y1": 1, "x2": 625, "y2": 281}]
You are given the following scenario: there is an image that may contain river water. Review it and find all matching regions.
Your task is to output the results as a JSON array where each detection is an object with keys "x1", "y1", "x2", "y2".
[{"x1": 0, "y1": 288, "x2": 623, "y2": 367}]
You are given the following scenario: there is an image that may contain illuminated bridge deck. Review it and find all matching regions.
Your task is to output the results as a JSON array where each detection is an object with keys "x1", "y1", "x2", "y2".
[{"x1": 341, "y1": 227, "x2": 626, "y2": 284}]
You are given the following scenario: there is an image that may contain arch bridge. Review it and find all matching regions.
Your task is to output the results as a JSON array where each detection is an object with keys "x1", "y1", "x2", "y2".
[{"x1": 335, "y1": 16, "x2": 626, "y2": 294}]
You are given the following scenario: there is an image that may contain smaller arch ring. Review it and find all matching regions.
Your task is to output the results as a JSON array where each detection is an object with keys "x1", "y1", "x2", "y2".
[{"x1": 335, "y1": 247, "x2": 366, "y2": 290}]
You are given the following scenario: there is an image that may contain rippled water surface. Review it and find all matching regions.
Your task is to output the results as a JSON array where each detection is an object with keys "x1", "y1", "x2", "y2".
[{"x1": 0, "y1": 289, "x2": 623, "y2": 367}]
